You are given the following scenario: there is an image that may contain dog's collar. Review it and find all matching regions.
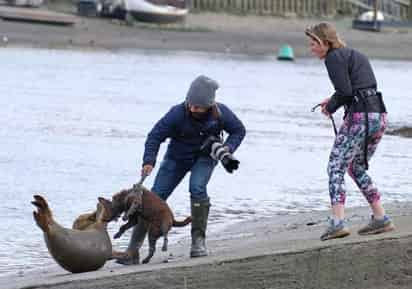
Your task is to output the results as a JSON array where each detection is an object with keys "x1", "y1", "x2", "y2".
[{"x1": 133, "y1": 186, "x2": 144, "y2": 212}]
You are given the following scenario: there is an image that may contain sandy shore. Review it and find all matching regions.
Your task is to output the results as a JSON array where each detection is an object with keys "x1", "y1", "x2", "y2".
[
  {"x1": 0, "y1": 7, "x2": 412, "y2": 60},
  {"x1": 2, "y1": 202, "x2": 412, "y2": 289}
]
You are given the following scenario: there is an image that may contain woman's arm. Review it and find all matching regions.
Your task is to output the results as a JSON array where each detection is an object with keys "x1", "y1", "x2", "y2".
[
  {"x1": 325, "y1": 51, "x2": 353, "y2": 114},
  {"x1": 219, "y1": 104, "x2": 246, "y2": 153}
]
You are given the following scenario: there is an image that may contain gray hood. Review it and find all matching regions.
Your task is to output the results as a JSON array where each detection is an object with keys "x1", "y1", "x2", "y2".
[{"x1": 186, "y1": 75, "x2": 219, "y2": 108}]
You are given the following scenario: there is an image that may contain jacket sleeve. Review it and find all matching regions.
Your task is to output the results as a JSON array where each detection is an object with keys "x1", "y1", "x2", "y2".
[
  {"x1": 219, "y1": 104, "x2": 246, "y2": 153},
  {"x1": 143, "y1": 106, "x2": 180, "y2": 166},
  {"x1": 325, "y1": 51, "x2": 353, "y2": 114}
]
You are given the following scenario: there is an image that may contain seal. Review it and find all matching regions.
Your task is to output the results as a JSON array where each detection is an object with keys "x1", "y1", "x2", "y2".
[
  {"x1": 32, "y1": 195, "x2": 113, "y2": 273},
  {"x1": 72, "y1": 209, "x2": 98, "y2": 230}
]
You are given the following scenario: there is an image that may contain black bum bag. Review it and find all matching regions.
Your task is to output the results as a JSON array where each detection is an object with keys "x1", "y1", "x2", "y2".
[{"x1": 350, "y1": 89, "x2": 387, "y2": 113}]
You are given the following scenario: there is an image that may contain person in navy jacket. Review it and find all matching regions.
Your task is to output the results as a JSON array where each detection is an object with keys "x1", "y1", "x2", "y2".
[{"x1": 119, "y1": 75, "x2": 245, "y2": 264}]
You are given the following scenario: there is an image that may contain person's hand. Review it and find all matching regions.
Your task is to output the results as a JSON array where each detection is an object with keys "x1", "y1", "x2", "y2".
[
  {"x1": 320, "y1": 97, "x2": 331, "y2": 117},
  {"x1": 141, "y1": 164, "x2": 153, "y2": 176}
]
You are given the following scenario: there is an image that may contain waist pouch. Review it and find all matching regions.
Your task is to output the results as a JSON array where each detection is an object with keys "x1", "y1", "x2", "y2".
[{"x1": 350, "y1": 90, "x2": 386, "y2": 113}]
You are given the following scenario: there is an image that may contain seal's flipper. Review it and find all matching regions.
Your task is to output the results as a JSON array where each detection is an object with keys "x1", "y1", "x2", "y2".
[{"x1": 32, "y1": 195, "x2": 52, "y2": 233}]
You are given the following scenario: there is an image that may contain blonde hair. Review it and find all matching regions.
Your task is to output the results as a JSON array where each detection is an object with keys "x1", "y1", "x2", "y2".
[{"x1": 305, "y1": 22, "x2": 346, "y2": 49}]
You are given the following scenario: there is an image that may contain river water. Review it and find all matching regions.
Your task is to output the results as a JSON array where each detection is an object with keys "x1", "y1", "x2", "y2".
[{"x1": 0, "y1": 47, "x2": 411, "y2": 276}]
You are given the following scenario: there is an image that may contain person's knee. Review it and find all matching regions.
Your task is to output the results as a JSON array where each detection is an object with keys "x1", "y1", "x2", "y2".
[
  {"x1": 365, "y1": 193, "x2": 380, "y2": 204},
  {"x1": 327, "y1": 161, "x2": 346, "y2": 179},
  {"x1": 189, "y1": 187, "x2": 208, "y2": 201},
  {"x1": 189, "y1": 169, "x2": 213, "y2": 200},
  {"x1": 348, "y1": 163, "x2": 365, "y2": 180}
]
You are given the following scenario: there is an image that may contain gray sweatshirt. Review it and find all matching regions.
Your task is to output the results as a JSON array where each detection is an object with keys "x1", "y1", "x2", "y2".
[{"x1": 325, "y1": 47, "x2": 377, "y2": 114}]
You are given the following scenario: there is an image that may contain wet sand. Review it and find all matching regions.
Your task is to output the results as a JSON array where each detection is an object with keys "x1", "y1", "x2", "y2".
[
  {"x1": 2, "y1": 202, "x2": 412, "y2": 289},
  {"x1": 0, "y1": 8, "x2": 412, "y2": 59}
]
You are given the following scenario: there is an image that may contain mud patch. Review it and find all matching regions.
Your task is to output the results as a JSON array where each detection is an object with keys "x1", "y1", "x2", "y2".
[{"x1": 386, "y1": 127, "x2": 412, "y2": 138}]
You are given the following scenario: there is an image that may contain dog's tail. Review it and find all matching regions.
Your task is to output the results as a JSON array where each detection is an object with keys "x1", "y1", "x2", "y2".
[
  {"x1": 31, "y1": 195, "x2": 53, "y2": 234},
  {"x1": 173, "y1": 216, "x2": 192, "y2": 227}
]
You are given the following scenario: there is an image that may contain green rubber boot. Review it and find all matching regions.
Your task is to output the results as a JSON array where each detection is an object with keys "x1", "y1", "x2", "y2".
[{"x1": 190, "y1": 198, "x2": 210, "y2": 258}]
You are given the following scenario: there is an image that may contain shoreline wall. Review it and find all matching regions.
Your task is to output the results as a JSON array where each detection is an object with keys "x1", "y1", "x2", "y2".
[{"x1": 24, "y1": 235, "x2": 412, "y2": 289}]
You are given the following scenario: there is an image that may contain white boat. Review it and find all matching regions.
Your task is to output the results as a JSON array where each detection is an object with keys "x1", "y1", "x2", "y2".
[
  {"x1": 352, "y1": 10, "x2": 384, "y2": 32},
  {"x1": 104, "y1": 0, "x2": 188, "y2": 23},
  {"x1": 358, "y1": 10, "x2": 384, "y2": 22}
]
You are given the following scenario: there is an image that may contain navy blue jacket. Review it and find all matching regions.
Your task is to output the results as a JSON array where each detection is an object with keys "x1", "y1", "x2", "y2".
[
  {"x1": 325, "y1": 47, "x2": 378, "y2": 114},
  {"x1": 143, "y1": 102, "x2": 246, "y2": 166}
]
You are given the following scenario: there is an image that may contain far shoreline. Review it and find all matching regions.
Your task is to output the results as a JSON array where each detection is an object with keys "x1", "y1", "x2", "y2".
[{"x1": 1, "y1": 11, "x2": 412, "y2": 60}]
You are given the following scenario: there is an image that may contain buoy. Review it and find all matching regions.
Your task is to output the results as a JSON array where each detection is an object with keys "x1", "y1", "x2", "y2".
[{"x1": 277, "y1": 44, "x2": 294, "y2": 61}]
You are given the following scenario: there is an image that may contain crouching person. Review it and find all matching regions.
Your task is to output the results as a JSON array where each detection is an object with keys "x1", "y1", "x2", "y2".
[{"x1": 117, "y1": 75, "x2": 246, "y2": 264}]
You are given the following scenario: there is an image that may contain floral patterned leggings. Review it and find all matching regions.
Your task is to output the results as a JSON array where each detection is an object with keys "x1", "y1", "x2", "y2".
[{"x1": 328, "y1": 112, "x2": 387, "y2": 205}]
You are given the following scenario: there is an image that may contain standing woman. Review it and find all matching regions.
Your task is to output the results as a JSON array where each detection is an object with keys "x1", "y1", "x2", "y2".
[{"x1": 305, "y1": 22, "x2": 395, "y2": 241}]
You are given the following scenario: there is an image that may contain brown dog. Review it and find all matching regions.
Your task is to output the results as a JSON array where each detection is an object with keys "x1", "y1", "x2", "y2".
[{"x1": 111, "y1": 185, "x2": 192, "y2": 264}]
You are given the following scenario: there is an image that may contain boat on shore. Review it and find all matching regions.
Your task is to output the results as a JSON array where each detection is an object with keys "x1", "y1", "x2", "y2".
[
  {"x1": 102, "y1": 0, "x2": 188, "y2": 23},
  {"x1": 352, "y1": 10, "x2": 384, "y2": 32}
]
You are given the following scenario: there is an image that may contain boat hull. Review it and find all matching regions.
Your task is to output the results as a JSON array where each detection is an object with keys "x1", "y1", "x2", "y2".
[
  {"x1": 128, "y1": 9, "x2": 186, "y2": 23},
  {"x1": 121, "y1": 0, "x2": 188, "y2": 23}
]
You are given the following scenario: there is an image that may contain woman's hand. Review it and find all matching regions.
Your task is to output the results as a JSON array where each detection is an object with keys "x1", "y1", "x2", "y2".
[{"x1": 320, "y1": 98, "x2": 331, "y2": 117}]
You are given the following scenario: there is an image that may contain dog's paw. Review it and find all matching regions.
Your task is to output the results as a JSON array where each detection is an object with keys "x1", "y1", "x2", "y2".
[
  {"x1": 115, "y1": 257, "x2": 139, "y2": 266},
  {"x1": 161, "y1": 251, "x2": 169, "y2": 263},
  {"x1": 110, "y1": 250, "x2": 128, "y2": 260}
]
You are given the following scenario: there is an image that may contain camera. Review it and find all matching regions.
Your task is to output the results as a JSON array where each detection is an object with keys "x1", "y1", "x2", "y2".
[{"x1": 200, "y1": 136, "x2": 240, "y2": 173}]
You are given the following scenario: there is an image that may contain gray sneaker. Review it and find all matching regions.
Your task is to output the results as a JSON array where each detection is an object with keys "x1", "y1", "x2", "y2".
[
  {"x1": 358, "y1": 215, "x2": 395, "y2": 235},
  {"x1": 320, "y1": 219, "x2": 350, "y2": 241}
]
